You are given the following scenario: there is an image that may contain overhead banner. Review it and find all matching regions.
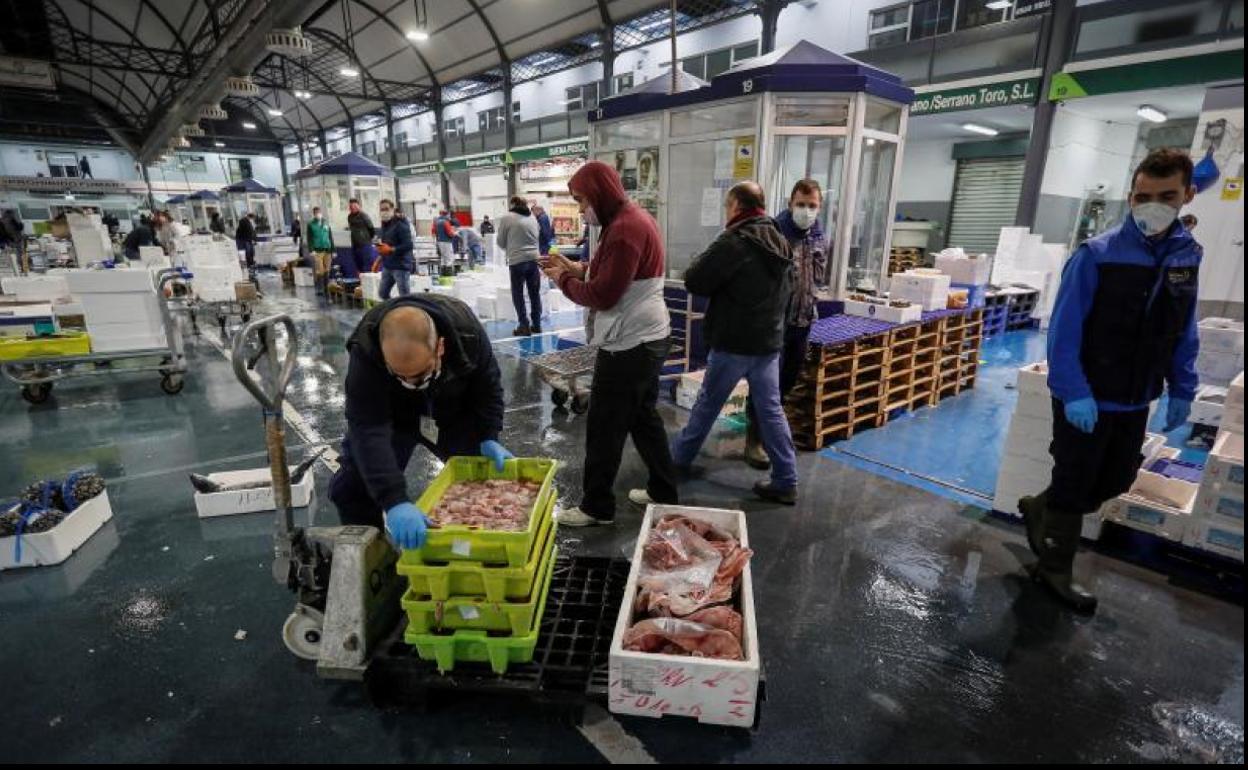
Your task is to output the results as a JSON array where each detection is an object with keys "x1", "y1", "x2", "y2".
[
  {"x1": 910, "y1": 77, "x2": 1041, "y2": 116},
  {"x1": 1050, "y1": 51, "x2": 1244, "y2": 101},
  {"x1": 509, "y1": 140, "x2": 589, "y2": 163}
]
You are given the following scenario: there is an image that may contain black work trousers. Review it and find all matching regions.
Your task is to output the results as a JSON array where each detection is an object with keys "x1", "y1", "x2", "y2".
[
  {"x1": 581, "y1": 338, "x2": 679, "y2": 521},
  {"x1": 1045, "y1": 397, "x2": 1150, "y2": 515}
]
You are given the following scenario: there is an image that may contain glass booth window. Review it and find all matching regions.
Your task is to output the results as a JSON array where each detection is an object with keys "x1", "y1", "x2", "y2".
[
  {"x1": 671, "y1": 100, "x2": 758, "y2": 138},
  {"x1": 849, "y1": 139, "x2": 898, "y2": 293},
  {"x1": 863, "y1": 99, "x2": 903, "y2": 134},
  {"x1": 774, "y1": 96, "x2": 851, "y2": 127},
  {"x1": 353, "y1": 177, "x2": 384, "y2": 223},
  {"x1": 597, "y1": 148, "x2": 660, "y2": 221},
  {"x1": 593, "y1": 117, "x2": 662, "y2": 148},
  {"x1": 770, "y1": 135, "x2": 846, "y2": 286}
]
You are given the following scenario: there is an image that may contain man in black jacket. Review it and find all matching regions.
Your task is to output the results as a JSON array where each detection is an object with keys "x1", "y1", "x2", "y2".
[
  {"x1": 123, "y1": 215, "x2": 157, "y2": 261},
  {"x1": 670, "y1": 181, "x2": 798, "y2": 504},
  {"x1": 346, "y1": 198, "x2": 375, "y2": 278},
  {"x1": 235, "y1": 213, "x2": 257, "y2": 268},
  {"x1": 329, "y1": 295, "x2": 513, "y2": 549}
]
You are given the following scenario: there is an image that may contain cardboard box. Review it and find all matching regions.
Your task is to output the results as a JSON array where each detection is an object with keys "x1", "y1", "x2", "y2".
[
  {"x1": 65, "y1": 268, "x2": 155, "y2": 294},
  {"x1": 1, "y1": 275, "x2": 71, "y2": 302},
  {"x1": 843, "y1": 297, "x2": 922, "y2": 324},
  {"x1": 0, "y1": 303, "x2": 57, "y2": 338},
  {"x1": 1197, "y1": 317, "x2": 1244, "y2": 354},
  {"x1": 193, "y1": 466, "x2": 316, "y2": 518},
  {"x1": 0, "y1": 491, "x2": 114, "y2": 571},
  {"x1": 610, "y1": 505, "x2": 760, "y2": 728},
  {"x1": 890, "y1": 271, "x2": 952, "y2": 311},
  {"x1": 1185, "y1": 518, "x2": 1244, "y2": 561},
  {"x1": 935, "y1": 254, "x2": 992, "y2": 286},
  {"x1": 235, "y1": 282, "x2": 258, "y2": 302}
]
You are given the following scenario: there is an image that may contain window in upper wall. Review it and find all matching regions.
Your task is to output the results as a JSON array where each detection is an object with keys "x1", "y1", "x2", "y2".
[
  {"x1": 613, "y1": 72, "x2": 635, "y2": 94},
  {"x1": 870, "y1": 3, "x2": 912, "y2": 47},
  {"x1": 957, "y1": 0, "x2": 1015, "y2": 31},
  {"x1": 394, "y1": 131, "x2": 408, "y2": 148},
  {"x1": 45, "y1": 150, "x2": 80, "y2": 178},
  {"x1": 228, "y1": 157, "x2": 253, "y2": 183},
  {"x1": 443, "y1": 116, "x2": 465, "y2": 138},
  {"x1": 359, "y1": 140, "x2": 377, "y2": 157},
  {"x1": 676, "y1": 40, "x2": 761, "y2": 82},
  {"x1": 477, "y1": 102, "x2": 521, "y2": 132},
  {"x1": 564, "y1": 83, "x2": 600, "y2": 112}
]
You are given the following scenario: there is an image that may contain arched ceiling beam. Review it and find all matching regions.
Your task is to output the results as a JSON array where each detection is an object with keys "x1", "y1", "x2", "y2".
[{"x1": 344, "y1": 0, "x2": 441, "y2": 89}]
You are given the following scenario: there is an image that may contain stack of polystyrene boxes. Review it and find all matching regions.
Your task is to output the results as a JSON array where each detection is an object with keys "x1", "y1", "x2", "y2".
[
  {"x1": 65, "y1": 268, "x2": 166, "y2": 353},
  {"x1": 67, "y1": 213, "x2": 112, "y2": 264},
  {"x1": 1196, "y1": 318, "x2": 1244, "y2": 387},
  {"x1": 186, "y1": 238, "x2": 244, "y2": 303},
  {"x1": 255, "y1": 237, "x2": 300, "y2": 268},
  {"x1": 1185, "y1": 372, "x2": 1244, "y2": 560},
  {"x1": 889, "y1": 269, "x2": 951, "y2": 311}
]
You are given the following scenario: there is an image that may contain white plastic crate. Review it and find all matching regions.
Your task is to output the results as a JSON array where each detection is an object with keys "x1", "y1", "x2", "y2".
[
  {"x1": 0, "y1": 491, "x2": 114, "y2": 571},
  {"x1": 193, "y1": 466, "x2": 315, "y2": 518},
  {"x1": 610, "y1": 505, "x2": 760, "y2": 728}
]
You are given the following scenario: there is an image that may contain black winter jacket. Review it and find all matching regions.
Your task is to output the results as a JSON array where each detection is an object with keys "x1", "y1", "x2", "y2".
[
  {"x1": 343, "y1": 294, "x2": 504, "y2": 510},
  {"x1": 683, "y1": 216, "x2": 794, "y2": 356}
]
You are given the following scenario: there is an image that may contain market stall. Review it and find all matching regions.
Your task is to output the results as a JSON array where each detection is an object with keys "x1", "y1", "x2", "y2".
[
  {"x1": 221, "y1": 177, "x2": 285, "y2": 238},
  {"x1": 590, "y1": 40, "x2": 914, "y2": 294},
  {"x1": 162, "y1": 194, "x2": 189, "y2": 225},
  {"x1": 512, "y1": 140, "x2": 589, "y2": 249},
  {"x1": 186, "y1": 190, "x2": 223, "y2": 233},
  {"x1": 292, "y1": 151, "x2": 396, "y2": 255}
]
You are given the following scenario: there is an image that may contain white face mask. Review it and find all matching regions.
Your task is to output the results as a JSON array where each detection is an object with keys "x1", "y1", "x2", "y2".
[
  {"x1": 1132, "y1": 202, "x2": 1178, "y2": 236},
  {"x1": 790, "y1": 204, "x2": 819, "y2": 230},
  {"x1": 583, "y1": 206, "x2": 600, "y2": 227},
  {"x1": 380, "y1": 210, "x2": 393, "y2": 222}
]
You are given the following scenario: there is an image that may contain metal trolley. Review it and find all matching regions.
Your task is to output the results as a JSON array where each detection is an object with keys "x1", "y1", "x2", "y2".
[
  {"x1": 526, "y1": 343, "x2": 598, "y2": 414},
  {"x1": 3, "y1": 269, "x2": 190, "y2": 404}
]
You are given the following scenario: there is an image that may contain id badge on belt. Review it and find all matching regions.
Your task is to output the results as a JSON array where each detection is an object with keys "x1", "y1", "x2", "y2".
[{"x1": 420, "y1": 414, "x2": 439, "y2": 444}]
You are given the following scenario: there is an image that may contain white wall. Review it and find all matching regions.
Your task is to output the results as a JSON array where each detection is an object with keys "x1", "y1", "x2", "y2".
[
  {"x1": 514, "y1": 61, "x2": 603, "y2": 122},
  {"x1": 0, "y1": 142, "x2": 139, "y2": 180},
  {"x1": 1040, "y1": 106, "x2": 1139, "y2": 201},
  {"x1": 145, "y1": 152, "x2": 284, "y2": 190},
  {"x1": 443, "y1": 90, "x2": 506, "y2": 127},
  {"x1": 615, "y1": 14, "x2": 762, "y2": 87},
  {"x1": 897, "y1": 138, "x2": 958, "y2": 201},
  {"x1": 776, "y1": 0, "x2": 885, "y2": 55}
]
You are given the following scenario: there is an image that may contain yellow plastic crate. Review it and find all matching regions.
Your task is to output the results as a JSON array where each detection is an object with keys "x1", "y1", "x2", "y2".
[
  {"x1": 401, "y1": 543, "x2": 556, "y2": 637},
  {"x1": 403, "y1": 543, "x2": 556, "y2": 674},
  {"x1": 410, "y1": 456, "x2": 557, "y2": 567},
  {"x1": 397, "y1": 499, "x2": 555, "y2": 602},
  {"x1": 0, "y1": 332, "x2": 90, "y2": 361}
]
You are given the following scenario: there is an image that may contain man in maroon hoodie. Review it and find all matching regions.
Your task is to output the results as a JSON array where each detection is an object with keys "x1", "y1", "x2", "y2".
[{"x1": 540, "y1": 161, "x2": 678, "y2": 526}]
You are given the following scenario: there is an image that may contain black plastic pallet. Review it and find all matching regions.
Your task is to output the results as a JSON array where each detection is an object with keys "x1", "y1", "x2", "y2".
[{"x1": 365, "y1": 555, "x2": 628, "y2": 711}]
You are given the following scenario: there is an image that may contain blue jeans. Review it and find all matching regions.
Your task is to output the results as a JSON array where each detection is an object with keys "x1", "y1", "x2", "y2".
[
  {"x1": 672, "y1": 350, "x2": 798, "y2": 489},
  {"x1": 469, "y1": 243, "x2": 484, "y2": 266},
  {"x1": 509, "y1": 260, "x2": 542, "y2": 328},
  {"x1": 380, "y1": 268, "x2": 411, "y2": 299}
]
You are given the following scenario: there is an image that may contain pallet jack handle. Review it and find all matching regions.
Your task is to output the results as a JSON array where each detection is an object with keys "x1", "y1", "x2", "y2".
[{"x1": 231, "y1": 313, "x2": 301, "y2": 586}]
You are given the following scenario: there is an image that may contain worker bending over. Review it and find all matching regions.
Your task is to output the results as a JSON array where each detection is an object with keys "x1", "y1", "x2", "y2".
[
  {"x1": 330, "y1": 295, "x2": 513, "y2": 549},
  {"x1": 1020, "y1": 148, "x2": 1201, "y2": 613}
]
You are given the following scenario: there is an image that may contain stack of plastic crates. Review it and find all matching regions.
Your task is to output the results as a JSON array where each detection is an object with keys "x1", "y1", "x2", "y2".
[
  {"x1": 983, "y1": 291, "x2": 1010, "y2": 338},
  {"x1": 1006, "y1": 289, "x2": 1040, "y2": 331},
  {"x1": 396, "y1": 457, "x2": 559, "y2": 675}
]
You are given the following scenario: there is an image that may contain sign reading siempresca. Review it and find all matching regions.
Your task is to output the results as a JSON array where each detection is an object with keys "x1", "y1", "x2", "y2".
[{"x1": 910, "y1": 77, "x2": 1041, "y2": 116}]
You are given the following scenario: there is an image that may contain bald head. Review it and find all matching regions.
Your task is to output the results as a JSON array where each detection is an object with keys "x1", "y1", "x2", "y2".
[
  {"x1": 726, "y1": 181, "x2": 766, "y2": 224},
  {"x1": 379, "y1": 306, "x2": 442, "y2": 380}
]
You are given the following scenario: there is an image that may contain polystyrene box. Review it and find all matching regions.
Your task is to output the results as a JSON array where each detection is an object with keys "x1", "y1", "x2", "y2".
[
  {"x1": 81, "y1": 293, "x2": 163, "y2": 326},
  {"x1": 610, "y1": 505, "x2": 759, "y2": 728},
  {"x1": 890, "y1": 271, "x2": 952, "y2": 311},
  {"x1": 294, "y1": 267, "x2": 315, "y2": 287},
  {"x1": 843, "y1": 297, "x2": 922, "y2": 324},
  {"x1": 65, "y1": 268, "x2": 155, "y2": 294},
  {"x1": 935, "y1": 255, "x2": 992, "y2": 286},
  {"x1": 194, "y1": 466, "x2": 315, "y2": 518},
  {"x1": 1197, "y1": 317, "x2": 1244, "y2": 355},
  {"x1": 0, "y1": 491, "x2": 114, "y2": 570},
  {"x1": 1, "y1": 275, "x2": 70, "y2": 302}
]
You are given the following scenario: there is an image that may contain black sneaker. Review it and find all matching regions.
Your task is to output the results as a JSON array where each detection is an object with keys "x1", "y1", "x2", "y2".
[
  {"x1": 753, "y1": 480, "x2": 797, "y2": 505},
  {"x1": 512, "y1": 324, "x2": 532, "y2": 336}
]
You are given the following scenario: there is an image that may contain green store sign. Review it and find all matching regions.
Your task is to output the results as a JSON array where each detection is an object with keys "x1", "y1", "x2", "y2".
[
  {"x1": 396, "y1": 161, "x2": 442, "y2": 176},
  {"x1": 509, "y1": 140, "x2": 589, "y2": 162},
  {"x1": 910, "y1": 77, "x2": 1041, "y2": 116},
  {"x1": 1050, "y1": 50, "x2": 1244, "y2": 101},
  {"x1": 440, "y1": 153, "x2": 508, "y2": 171}
]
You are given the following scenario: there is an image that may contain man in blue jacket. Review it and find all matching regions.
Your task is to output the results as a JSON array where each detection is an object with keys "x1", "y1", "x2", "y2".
[
  {"x1": 376, "y1": 198, "x2": 414, "y2": 299},
  {"x1": 329, "y1": 295, "x2": 513, "y2": 549},
  {"x1": 1019, "y1": 148, "x2": 1200, "y2": 613},
  {"x1": 533, "y1": 203, "x2": 556, "y2": 256}
]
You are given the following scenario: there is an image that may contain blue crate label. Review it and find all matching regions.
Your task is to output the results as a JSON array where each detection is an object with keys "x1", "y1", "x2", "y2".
[
  {"x1": 457, "y1": 605, "x2": 480, "y2": 621},
  {"x1": 1126, "y1": 505, "x2": 1165, "y2": 527},
  {"x1": 1229, "y1": 465, "x2": 1244, "y2": 486},
  {"x1": 1206, "y1": 527, "x2": 1245, "y2": 551},
  {"x1": 451, "y1": 538, "x2": 472, "y2": 557},
  {"x1": 1214, "y1": 496, "x2": 1244, "y2": 521}
]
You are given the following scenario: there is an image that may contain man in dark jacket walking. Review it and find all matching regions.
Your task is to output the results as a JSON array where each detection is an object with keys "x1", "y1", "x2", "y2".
[
  {"x1": 346, "y1": 198, "x2": 375, "y2": 278},
  {"x1": 329, "y1": 294, "x2": 513, "y2": 548},
  {"x1": 376, "y1": 198, "x2": 414, "y2": 298},
  {"x1": 235, "y1": 213, "x2": 258, "y2": 268},
  {"x1": 671, "y1": 181, "x2": 798, "y2": 504}
]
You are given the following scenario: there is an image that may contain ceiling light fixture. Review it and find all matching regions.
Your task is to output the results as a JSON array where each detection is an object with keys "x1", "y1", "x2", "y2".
[
  {"x1": 961, "y1": 122, "x2": 999, "y2": 136},
  {"x1": 639, "y1": 16, "x2": 671, "y2": 31},
  {"x1": 531, "y1": 55, "x2": 559, "y2": 67},
  {"x1": 340, "y1": 66, "x2": 360, "y2": 78},
  {"x1": 986, "y1": 0, "x2": 1012, "y2": 10},
  {"x1": 1137, "y1": 105, "x2": 1168, "y2": 123},
  {"x1": 214, "y1": 141, "x2": 226, "y2": 148},
  {"x1": 242, "y1": 121, "x2": 257, "y2": 129},
  {"x1": 268, "y1": 108, "x2": 284, "y2": 117},
  {"x1": 406, "y1": 29, "x2": 429, "y2": 42},
  {"x1": 294, "y1": 90, "x2": 312, "y2": 100}
]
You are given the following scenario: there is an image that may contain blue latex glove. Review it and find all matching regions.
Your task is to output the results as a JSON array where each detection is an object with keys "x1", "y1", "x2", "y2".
[
  {"x1": 384, "y1": 502, "x2": 430, "y2": 550},
  {"x1": 480, "y1": 439, "x2": 514, "y2": 472},
  {"x1": 1164, "y1": 397, "x2": 1192, "y2": 432},
  {"x1": 1064, "y1": 397, "x2": 1098, "y2": 434}
]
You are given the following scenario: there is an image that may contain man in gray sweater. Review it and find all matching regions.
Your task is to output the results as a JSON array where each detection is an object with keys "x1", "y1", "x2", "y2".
[{"x1": 496, "y1": 196, "x2": 543, "y2": 336}]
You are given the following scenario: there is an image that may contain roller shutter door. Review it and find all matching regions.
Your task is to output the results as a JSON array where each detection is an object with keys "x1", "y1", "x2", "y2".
[{"x1": 946, "y1": 156, "x2": 1025, "y2": 255}]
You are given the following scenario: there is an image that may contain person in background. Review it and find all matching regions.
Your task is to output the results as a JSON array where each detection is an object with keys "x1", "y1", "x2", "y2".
[
  {"x1": 1018, "y1": 148, "x2": 1201, "y2": 614},
  {"x1": 122, "y1": 214, "x2": 157, "y2": 262},
  {"x1": 209, "y1": 212, "x2": 226, "y2": 235},
  {"x1": 102, "y1": 212, "x2": 120, "y2": 238},
  {"x1": 540, "y1": 161, "x2": 678, "y2": 527},
  {"x1": 376, "y1": 198, "x2": 414, "y2": 299},
  {"x1": 457, "y1": 225, "x2": 484, "y2": 267},
  {"x1": 671, "y1": 181, "x2": 798, "y2": 505},
  {"x1": 78, "y1": 155, "x2": 93, "y2": 179},
  {"x1": 155, "y1": 211, "x2": 176, "y2": 255},
  {"x1": 330, "y1": 296, "x2": 512, "y2": 547},
  {"x1": 432, "y1": 209, "x2": 459, "y2": 269},
  {"x1": 235, "y1": 212, "x2": 258, "y2": 270},
  {"x1": 479, "y1": 215, "x2": 495, "y2": 235},
  {"x1": 533, "y1": 202, "x2": 555, "y2": 257},
  {"x1": 290, "y1": 216, "x2": 303, "y2": 250},
  {"x1": 307, "y1": 206, "x2": 335, "y2": 296},
  {"x1": 496, "y1": 196, "x2": 542, "y2": 336},
  {"x1": 0, "y1": 209, "x2": 25, "y2": 250},
  {"x1": 744, "y1": 178, "x2": 828, "y2": 470},
  {"x1": 347, "y1": 198, "x2": 376, "y2": 278}
]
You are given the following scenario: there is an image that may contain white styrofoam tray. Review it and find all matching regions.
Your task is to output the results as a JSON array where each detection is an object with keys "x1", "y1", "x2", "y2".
[
  {"x1": 194, "y1": 466, "x2": 315, "y2": 518},
  {"x1": 0, "y1": 491, "x2": 114, "y2": 570},
  {"x1": 609, "y1": 505, "x2": 760, "y2": 728}
]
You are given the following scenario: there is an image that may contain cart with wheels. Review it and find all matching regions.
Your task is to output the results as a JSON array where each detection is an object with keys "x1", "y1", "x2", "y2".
[
  {"x1": 2, "y1": 270, "x2": 190, "y2": 403},
  {"x1": 526, "y1": 344, "x2": 598, "y2": 414}
]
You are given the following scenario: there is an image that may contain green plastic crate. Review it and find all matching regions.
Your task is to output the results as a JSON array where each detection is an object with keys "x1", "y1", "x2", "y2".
[
  {"x1": 397, "y1": 499, "x2": 555, "y2": 601},
  {"x1": 401, "y1": 543, "x2": 557, "y2": 636},
  {"x1": 403, "y1": 542, "x2": 556, "y2": 674},
  {"x1": 410, "y1": 456, "x2": 557, "y2": 567}
]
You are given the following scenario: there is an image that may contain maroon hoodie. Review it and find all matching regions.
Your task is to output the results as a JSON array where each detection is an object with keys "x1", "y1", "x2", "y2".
[{"x1": 559, "y1": 161, "x2": 665, "y2": 310}]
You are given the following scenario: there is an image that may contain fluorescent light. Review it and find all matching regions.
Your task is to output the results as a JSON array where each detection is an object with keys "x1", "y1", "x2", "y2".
[
  {"x1": 339, "y1": 66, "x2": 360, "y2": 78},
  {"x1": 530, "y1": 55, "x2": 559, "y2": 67},
  {"x1": 295, "y1": 90, "x2": 312, "y2": 100},
  {"x1": 242, "y1": 121, "x2": 257, "y2": 129},
  {"x1": 1137, "y1": 105, "x2": 1168, "y2": 123},
  {"x1": 406, "y1": 29, "x2": 429, "y2": 42},
  {"x1": 961, "y1": 122, "x2": 999, "y2": 136},
  {"x1": 986, "y1": 0, "x2": 1012, "y2": 10},
  {"x1": 866, "y1": 137, "x2": 877, "y2": 146},
  {"x1": 214, "y1": 141, "x2": 225, "y2": 147},
  {"x1": 639, "y1": 15, "x2": 671, "y2": 31},
  {"x1": 267, "y1": 108, "x2": 284, "y2": 116}
]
